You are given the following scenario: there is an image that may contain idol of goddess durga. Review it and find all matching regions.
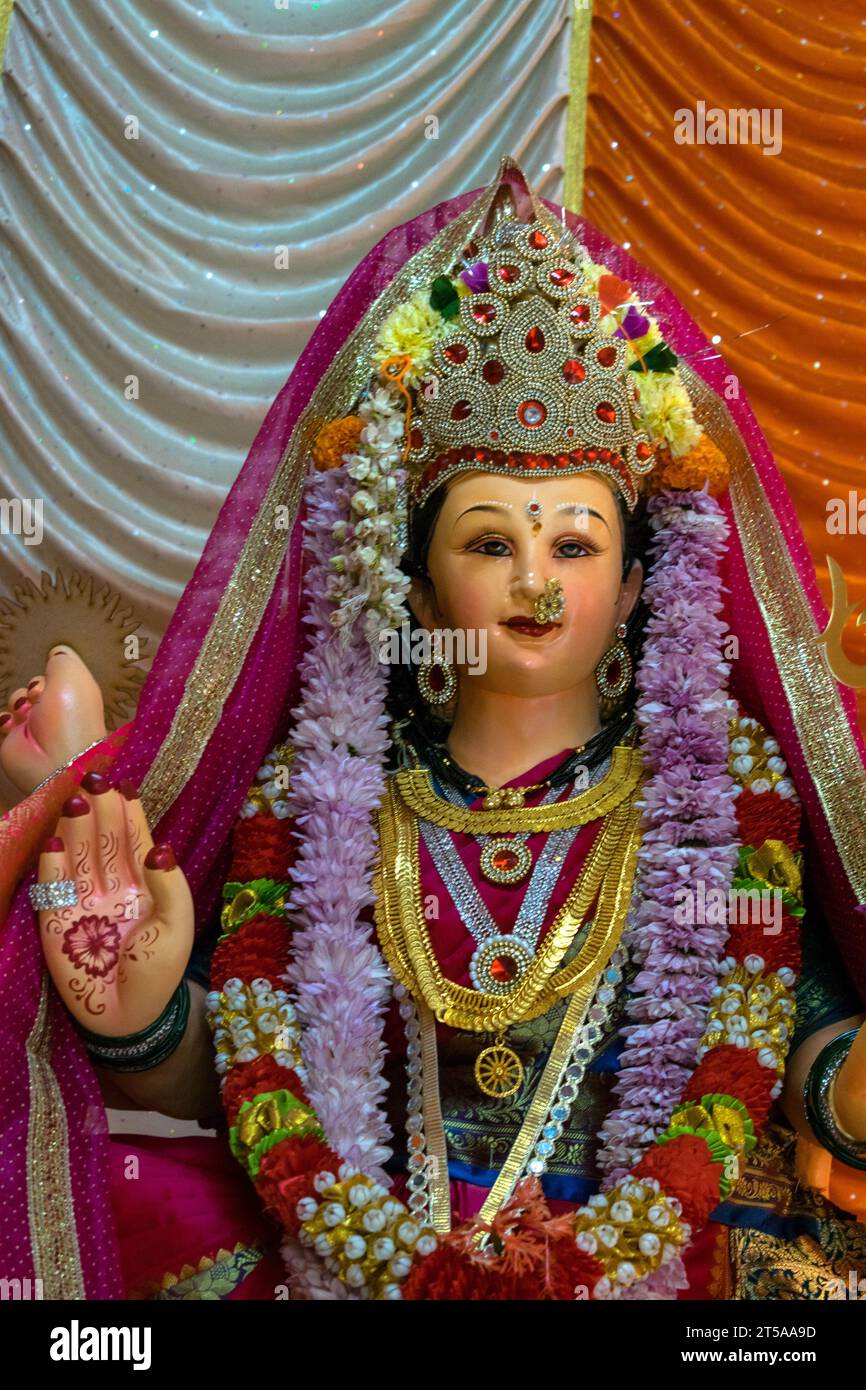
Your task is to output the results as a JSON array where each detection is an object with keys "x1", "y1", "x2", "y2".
[{"x1": 2, "y1": 159, "x2": 866, "y2": 1301}]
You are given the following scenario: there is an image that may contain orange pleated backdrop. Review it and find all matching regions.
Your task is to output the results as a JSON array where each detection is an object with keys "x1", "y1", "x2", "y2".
[{"x1": 582, "y1": 0, "x2": 866, "y2": 730}]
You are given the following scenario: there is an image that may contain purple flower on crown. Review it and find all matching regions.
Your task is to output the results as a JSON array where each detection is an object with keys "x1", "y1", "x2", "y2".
[
  {"x1": 615, "y1": 304, "x2": 650, "y2": 341},
  {"x1": 460, "y1": 261, "x2": 490, "y2": 294}
]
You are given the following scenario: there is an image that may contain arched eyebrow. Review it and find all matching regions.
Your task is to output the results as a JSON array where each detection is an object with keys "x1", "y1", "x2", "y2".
[
  {"x1": 553, "y1": 503, "x2": 611, "y2": 533},
  {"x1": 454, "y1": 502, "x2": 514, "y2": 520}
]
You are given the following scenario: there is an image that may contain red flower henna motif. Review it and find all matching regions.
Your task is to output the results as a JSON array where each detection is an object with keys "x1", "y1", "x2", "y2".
[{"x1": 61, "y1": 914, "x2": 121, "y2": 979}]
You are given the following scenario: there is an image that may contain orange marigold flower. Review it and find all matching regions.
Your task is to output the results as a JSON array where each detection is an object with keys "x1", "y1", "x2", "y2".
[
  {"x1": 311, "y1": 415, "x2": 366, "y2": 472},
  {"x1": 648, "y1": 435, "x2": 729, "y2": 498}
]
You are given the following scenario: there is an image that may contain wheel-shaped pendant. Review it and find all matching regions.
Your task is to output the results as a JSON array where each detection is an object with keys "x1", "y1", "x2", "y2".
[{"x1": 474, "y1": 1042, "x2": 524, "y2": 1099}]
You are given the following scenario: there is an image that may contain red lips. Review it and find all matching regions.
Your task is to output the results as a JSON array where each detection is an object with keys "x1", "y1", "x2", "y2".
[{"x1": 501, "y1": 616, "x2": 558, "y2": 636}]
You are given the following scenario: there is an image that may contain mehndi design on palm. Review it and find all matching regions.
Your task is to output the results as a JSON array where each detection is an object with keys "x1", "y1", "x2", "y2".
[{"x1": 36, "y1": 774, "x2": 194, "y2": 1036}]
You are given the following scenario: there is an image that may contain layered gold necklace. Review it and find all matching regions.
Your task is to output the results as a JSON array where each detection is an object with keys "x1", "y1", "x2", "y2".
[
  {"x1": 373, "y1": 744, "x2": 645, "y2": 1231},
  {"x1": 375, "y1": 745, "x2": 644, "y2": 1032}
]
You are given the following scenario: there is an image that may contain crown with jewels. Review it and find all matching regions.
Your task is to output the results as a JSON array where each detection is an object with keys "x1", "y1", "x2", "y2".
[
  {"x1": 310, "y1": 164, "x2": 730, "y2": 636},
  {"x1": 394, "y1": 214, "x2": 659, "y2": 512}
]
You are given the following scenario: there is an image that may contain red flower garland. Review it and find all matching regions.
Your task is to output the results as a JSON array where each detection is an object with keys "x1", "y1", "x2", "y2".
[
  {"x1": 211, "y1": 914, "x2": 292, "y2": 988},
  {"x1": 635, "y1": 1134, "x2": 725, "y2": 1230},
  {"x1": 229, "y1": 813, "x2": 299, "y2": 882},
  {"x1": 734, "y1": 788, "x2": 802, "y2": 852},
  {"x1": 682, "y1": 1045, "x2": 776, "y2": 1131}
]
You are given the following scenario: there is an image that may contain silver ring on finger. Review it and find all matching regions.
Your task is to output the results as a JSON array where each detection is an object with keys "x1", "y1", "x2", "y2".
[{"x1": 30, "y1": 879, "x2": 78, "y2": 911}]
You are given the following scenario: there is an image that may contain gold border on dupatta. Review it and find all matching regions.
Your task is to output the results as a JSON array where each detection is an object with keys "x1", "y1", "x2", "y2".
[
  {"x1": 141, "y1": 159, "x2": 533, "y2": 826},
  {"x1": 682, "y1": 364, "x2": 866, "y2": 908},
  {"x1": 25, "y1": 973, "x2": 86, "y2": 1298}
]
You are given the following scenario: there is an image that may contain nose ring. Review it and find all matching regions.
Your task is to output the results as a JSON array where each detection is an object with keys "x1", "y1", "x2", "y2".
[{"x1": 534, "y1": 578, "x2": 565, "y2": 624}]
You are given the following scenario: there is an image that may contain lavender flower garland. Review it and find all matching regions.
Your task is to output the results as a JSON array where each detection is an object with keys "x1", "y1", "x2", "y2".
[
  {"x1": 595, "y1": 485, "x2": 741, "y2": 1185},
  {"x1": 283, "y1": 465, "x2": 395, "y2": 1186}
]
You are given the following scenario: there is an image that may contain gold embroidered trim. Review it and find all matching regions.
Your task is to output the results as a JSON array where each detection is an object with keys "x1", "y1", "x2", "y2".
[
  {"x1": 395, "y1": 743, "x2": 643, "y2": 833},
  {"x1": 25, "y1": 973, "x2": 85, "y2": 1298},
  {"x1": 563, "y1": 0, "x2": 594, "y2": 215},
  {"x1": 682, "y1": 363, "x2": 866, "y2": 907},
  {"x1": 417, "y1": 1000, "x2": 452, "y2": 1234},
  {"x1": 140, "y1": 163, "x2": 523, "y2": 827},
  {"x1": 374, "y1": 776, "x2": 643, "y2": 1031}
]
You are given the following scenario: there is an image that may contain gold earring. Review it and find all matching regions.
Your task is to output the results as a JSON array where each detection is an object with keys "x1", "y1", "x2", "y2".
[
  {"x1": 596, "y1": 622, "x2": 632, "y2": 700},
  {"x1": 534, "y1": 578, "x2": 565, "y2": 624}
]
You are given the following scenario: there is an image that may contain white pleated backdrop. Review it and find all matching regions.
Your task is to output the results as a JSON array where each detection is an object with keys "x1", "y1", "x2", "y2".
[{"x1": 0, "y1": 0, "x2": 572, "y2": 640}]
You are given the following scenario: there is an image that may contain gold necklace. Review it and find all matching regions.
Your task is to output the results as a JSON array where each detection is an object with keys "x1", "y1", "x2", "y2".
[
  {"x1": 393, "y1": 743, "x2": 642, "y2": 835},
  {"x1": 405, "y1": 808, "x2": 644, "y2": 1231},
  {"x1": 373, "y1": 745, "x2": 644, "y2": 1034}
]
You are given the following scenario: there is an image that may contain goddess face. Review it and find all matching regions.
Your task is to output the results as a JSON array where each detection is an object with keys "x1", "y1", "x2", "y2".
[{"x1": 408, "y1": 470, "x2": 644, "y2": 702}]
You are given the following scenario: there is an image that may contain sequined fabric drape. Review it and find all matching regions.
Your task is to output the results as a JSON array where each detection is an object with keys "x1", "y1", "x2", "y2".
[{"x1": 583, "y1": 0, "x2": 866, "y2": 728}]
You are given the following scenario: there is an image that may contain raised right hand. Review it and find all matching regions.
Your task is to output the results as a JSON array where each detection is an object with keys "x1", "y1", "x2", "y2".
[{"x1": 35, "y1": 774, "x2": 194, "y2": 1036}]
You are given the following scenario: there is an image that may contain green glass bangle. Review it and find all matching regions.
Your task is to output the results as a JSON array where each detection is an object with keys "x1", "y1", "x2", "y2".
[
  {"x1": 75, "y1": 980, "x2": 191, "y2": 1074},
  {"x1": 803, "y1": 1027, "x2": 866, "y2": 1172}
]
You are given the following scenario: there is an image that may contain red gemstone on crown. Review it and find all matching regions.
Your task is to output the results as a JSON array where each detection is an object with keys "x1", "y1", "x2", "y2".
[
  {"x1": 451, "y1": 400, "x2": 473, "y2": 421},
  {"x1": 497, "y1": 264, "x2": 521, "y2": 284},
  {"x1": 528, "y1": 229, "x2": 549, "y2": 251},
  {"x1": 518, "y1": 399, "x2": 548, "y2": 428},
  {"x1": 586, "y1": 448, "x2": 598, "y2": 461},
  {"x1": 472, "y1": 302, "x2": 497, "y2": 325},
  {"x1": 596, "y1": 345, "x2": 618, "y2": 368},
  {"x1": 525, "y1": 327, "x2": 545, "y2": 354},
  {"x1": 562, "y1": 358, "x2": 586, "y2": 384},
  {"x1": 550, "y1": 267, "x2": 576, "y2": 287},
  {"x1": 555, "y1": 453, "x2": 570, "y2": 468},
  {"x1": 410, "y1": 428, "x2": 424, "y2": 449},
  {"x1": 444, "y1": 342, "x2": 470, "y2": 365},
  {"x1": 636, "y1": 441, "x2": 653, "y2": 460},
  {"x1": 596, "y1": 401, "x2": 617, "y2": 424},
  {"x1": 482, "y1": 359, "x2": 505, "y2": 385},
  {"x1": 490, "y1": 953, "x2": 519, "y2": 983},
  {"x1": 569, "y1": 303, "x2": 591, "y2": 326}
]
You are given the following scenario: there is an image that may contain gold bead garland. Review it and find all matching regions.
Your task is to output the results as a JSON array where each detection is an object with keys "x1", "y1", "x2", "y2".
[
  {"x1": 207, "y1": 977, "x2": 303, "y2": 1078},
  {"x1": 573, "y1": 1177, "x2": 689, "y2": 1292},
  {"x1": 298, "y1": 1170, "x2": 438, "y2": 1299},
  {"x1": 698, "y1": 962, "x2": 796, "y2": 1077}
]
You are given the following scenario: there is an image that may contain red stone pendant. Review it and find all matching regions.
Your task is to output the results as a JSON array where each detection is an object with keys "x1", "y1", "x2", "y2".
[
  {"x1": 490, "y1": 953, "x2": 518, "y2": 983},
  {"x1": 479, "y1": 837, "x2": 533, "y2": 885}
]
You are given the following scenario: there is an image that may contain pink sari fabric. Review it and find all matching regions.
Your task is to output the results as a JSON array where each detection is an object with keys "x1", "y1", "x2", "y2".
[{"x1": 3, "y1": 159, "x2": 865, "y2": 1297}]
